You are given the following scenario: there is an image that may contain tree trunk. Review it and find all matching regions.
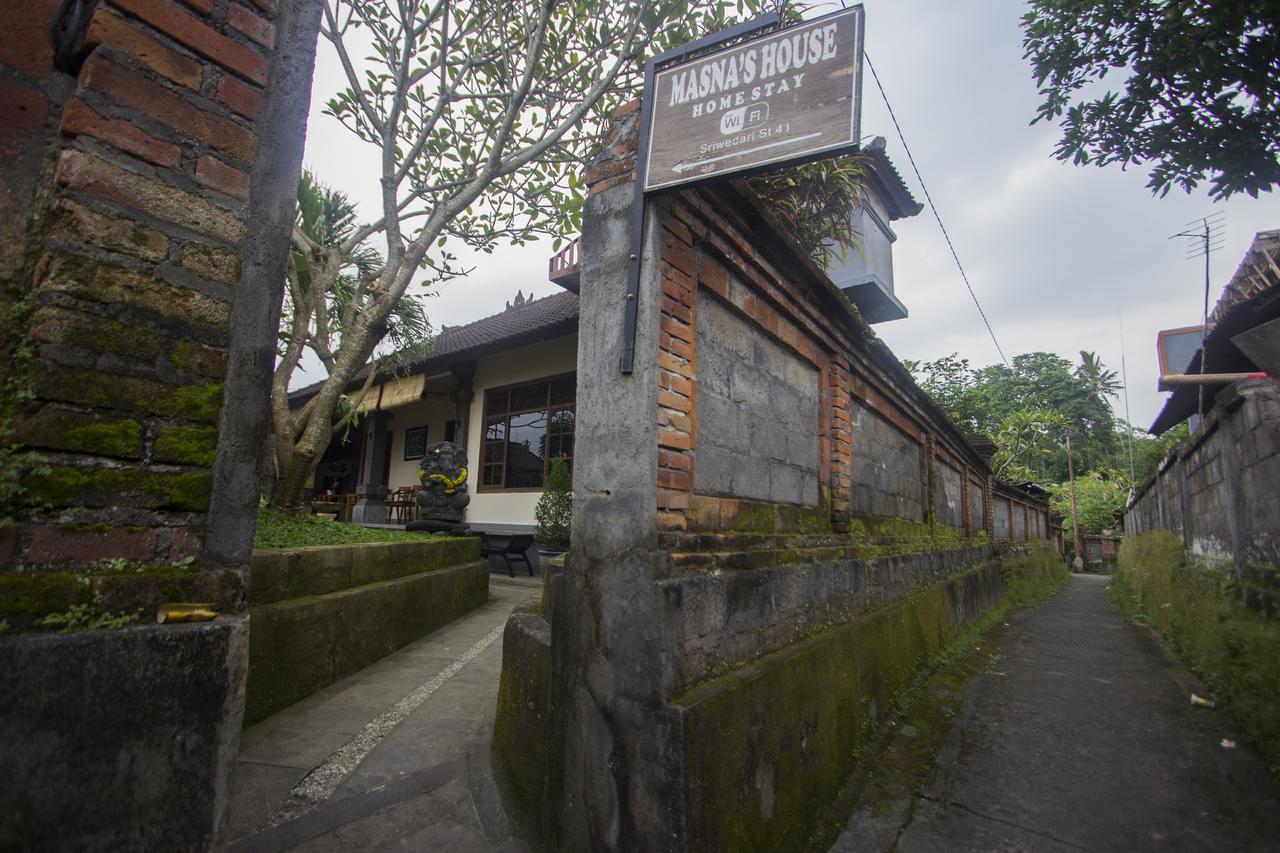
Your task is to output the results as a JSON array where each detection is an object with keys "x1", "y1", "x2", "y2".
[
  {"x1": 270, "y1": 450, "x2": 319, "y2": 515},
  {"x1": 269, "y1": 409, "x2": 335, "y2": 515}
]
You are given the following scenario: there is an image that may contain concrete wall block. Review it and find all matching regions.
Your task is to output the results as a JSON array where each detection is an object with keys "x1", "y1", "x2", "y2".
[
  {"x1": 0, "y1": 619, "x2": 249, "y2": 849},
  {"x1": 677, "y1": 562, "x2": 1003, "y2": 853},
  {"x1": 850, "y1": 400, "x2": 924, "y2": 522}
]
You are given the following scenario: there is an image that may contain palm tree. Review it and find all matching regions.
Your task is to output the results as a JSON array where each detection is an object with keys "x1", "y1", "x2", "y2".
[
  {"x1": 269, "y1": 171, "x2": 431, "y2": 513},
  {"x1": 1076, "y1": 350, "x2": 1122, "y2": 400}
]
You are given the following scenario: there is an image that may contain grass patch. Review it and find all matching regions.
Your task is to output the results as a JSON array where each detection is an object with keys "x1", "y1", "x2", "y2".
[
  {"x1": 254, "y1": 510, "x2": 438, "y2": 549},
  {"x1": 1111, "y1": 531, "x2": 1280, "y2": 772}
]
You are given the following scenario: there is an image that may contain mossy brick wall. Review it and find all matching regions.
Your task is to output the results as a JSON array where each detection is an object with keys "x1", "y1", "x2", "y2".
[
  {"x1": 494, "y1": 105, "x2": 1058, "y2": 850},
  {"x1": 583, "y1": 106, "x2": 1053, "y2": 684},
  {"x1": 244, "y1": 537, "x2": 486, "y2": 723},
  {"x1": 1126, "y1": 380, "x2": 1280, "y2": 612},
  {"x1": 0, "y1": 0, "x2": 275, "y2": 581}
]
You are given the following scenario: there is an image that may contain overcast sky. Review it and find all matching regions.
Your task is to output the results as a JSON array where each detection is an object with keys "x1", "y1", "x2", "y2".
[{"x1": 297, "y1": 0, "x2": 1279, "y2": 431}]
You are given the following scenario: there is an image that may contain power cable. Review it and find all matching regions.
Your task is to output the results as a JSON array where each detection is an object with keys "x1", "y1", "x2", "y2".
[{"x1": 863, "y1": 51, "x2": 1009, "y2": 367}]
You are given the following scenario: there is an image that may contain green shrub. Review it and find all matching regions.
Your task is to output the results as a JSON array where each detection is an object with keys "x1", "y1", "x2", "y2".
[
  {"x1": 534, "y1": 456, "x2": 571, "y2": 550},
  {"x1": 1113, "y1": 531, "x2": 1280, "y2": 771},
  {"x1": 1002, "y1": 543, "x2": 1070, "y2": 606}
]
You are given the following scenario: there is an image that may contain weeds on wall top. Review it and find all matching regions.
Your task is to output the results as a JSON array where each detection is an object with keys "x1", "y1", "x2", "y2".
[{"x1": 747, "y1": 155, "x2": 870, "y2": 266}]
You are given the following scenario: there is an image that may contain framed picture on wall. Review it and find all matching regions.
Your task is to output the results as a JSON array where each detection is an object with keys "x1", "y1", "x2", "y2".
[{"x1": 403, "y1": 426, "x2": 428, "y2": 460}]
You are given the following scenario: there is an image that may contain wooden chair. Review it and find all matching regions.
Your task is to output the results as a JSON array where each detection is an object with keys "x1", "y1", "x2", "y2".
[{"x1": 390, "y1": 487, "x2": 418, "y2": 524}]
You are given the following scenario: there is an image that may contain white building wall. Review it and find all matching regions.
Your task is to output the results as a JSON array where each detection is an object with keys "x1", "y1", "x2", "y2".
[
  {"x1": 385, "y1": 394, "x2": 458, "y2": 491},
  {"x1": 466, "y1": 333, "x2": 577, "y2": 528}
]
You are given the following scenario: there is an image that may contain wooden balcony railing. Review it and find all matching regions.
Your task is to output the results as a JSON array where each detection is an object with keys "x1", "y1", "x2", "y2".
[{"x1": 548, "y1": 237, "x2": 581, "y2": 291}]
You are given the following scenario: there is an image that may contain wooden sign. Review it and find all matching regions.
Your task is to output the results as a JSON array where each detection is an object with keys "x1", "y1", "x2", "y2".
[{"x1": 643, "y1": 6, "x2": 864, "y2": 192}]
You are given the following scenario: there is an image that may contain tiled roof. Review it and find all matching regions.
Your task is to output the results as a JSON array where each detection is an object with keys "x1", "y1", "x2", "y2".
[
  {"x1": 863, "y1": 137, "x2": 923, "y2": 221},
  {"x1": 289, "y1": 290, "x2": 579, "y2": 403}
]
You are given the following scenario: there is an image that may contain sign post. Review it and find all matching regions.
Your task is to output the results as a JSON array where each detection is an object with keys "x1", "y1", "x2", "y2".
[{"x1": 619, "y1": 6, "x2": 865, "y2": 373}]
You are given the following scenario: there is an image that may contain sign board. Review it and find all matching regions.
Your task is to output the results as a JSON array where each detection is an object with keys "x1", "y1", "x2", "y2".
[{"x1": 643, "y1": 6, "x2": 864, "y2": 192}]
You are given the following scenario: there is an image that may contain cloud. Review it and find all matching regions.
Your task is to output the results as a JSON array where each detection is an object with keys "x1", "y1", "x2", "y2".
[{"x1": 298, "y1": 0, "x2": 1280, "y2": 433}]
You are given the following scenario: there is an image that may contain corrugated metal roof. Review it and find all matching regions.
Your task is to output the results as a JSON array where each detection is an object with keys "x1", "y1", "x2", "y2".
[{"x1": 1149, "y1": 229, "x2": 1280, "y2": 435}]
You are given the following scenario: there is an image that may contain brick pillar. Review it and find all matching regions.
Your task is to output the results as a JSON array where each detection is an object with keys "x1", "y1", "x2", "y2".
[
  {"x1": 7, "y1": 0, "x2": 275, "y2": 570},
  {"x1": 0, "y1": 0, "x2": 322, "y2": 847},
  {"x1": 828, "y1": 357, "x2": 854, "y2": 526},
  {"x1": 656, "y1": 198, "x2": 697, "y2": 531}
]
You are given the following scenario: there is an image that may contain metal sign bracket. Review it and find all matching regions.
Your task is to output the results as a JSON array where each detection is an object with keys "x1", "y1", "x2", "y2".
[{"x1": 618, "y1": 12, "x2": 781, "y2": 375}]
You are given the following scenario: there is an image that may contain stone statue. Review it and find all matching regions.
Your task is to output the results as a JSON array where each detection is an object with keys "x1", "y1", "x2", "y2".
[{"x1": 406, "y1": 441, "x2": 471, "y2": 534}]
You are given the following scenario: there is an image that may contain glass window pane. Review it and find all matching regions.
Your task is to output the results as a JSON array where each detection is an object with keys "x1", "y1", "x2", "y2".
[
  {"x1": 505, "y1": 410, "x2": 547, "y2": 488},
  {"x1": 482, "y1": 464, "x2": 503, "y2": 487},
  {"x1": 509, "y1": 382, "x2": 548, "y2": 413},
  {"x1": 485, "y1": 419, "x2": 506, "y2": 442},
  {"x1": 548, "y1": 434, "x2": 573, "y2": 460},
  {"x1": 549, "y1": 375, "x2": 575, "y2": 406},
  {"x1": 484, "y1": 388, "x2": 509, "y2": 416},
  {"x1": 548, "y1": 408, "x2": 575, "y2": 436}
]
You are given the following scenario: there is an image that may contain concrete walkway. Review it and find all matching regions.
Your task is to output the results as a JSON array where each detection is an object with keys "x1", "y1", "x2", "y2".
[
  {"x1": 221, "y1": 576, "x2": 538, "y2": 852},
  {"x1": 889, "y1": 574, "x2": 1280, "y2": 852}
]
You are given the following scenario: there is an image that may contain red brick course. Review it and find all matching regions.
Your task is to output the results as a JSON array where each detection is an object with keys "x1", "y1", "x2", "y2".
[
  {"x1": 195, "y1": 154, "x2": 249, "y2": 200},
  {"x1": 85, "y1": 9, "x2": 205, "y2": 90},
  {"x1": 0, "y1": 0, "x2": 269, "y2": 570},
  {"x1": 60, "y1": 99, "x2": 182, "y2": 169},
  {"x1": 227, "y1": 2, "x2": 275, "y2": 48},
  {"x1": 214, "y1": 73, "x2": 265, "y2": 121},
  {"x1": 80, "y1": 54, "x2": 256, "y2": 161},
  {"x1": 107, "y1": 0, "x2": 269, "y2": 84}
]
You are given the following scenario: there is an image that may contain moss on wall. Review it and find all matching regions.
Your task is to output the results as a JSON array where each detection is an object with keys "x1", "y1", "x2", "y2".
[
  {"x1": 491, "y1": 545, "x2": 1067, "y2": 853},
  {"x1": 244, "y1": 539, "x2": 487, "y2": 724},
  {"x1": 0, "y1": 566, "x2": 243, "y2": 630},
  {"x1": 675, "y1": 561, "x2": 1003, "y2": 853},
  {"x1": 152, "y1": 426, "x2": 217, "y2": 466},
  {"x1": 1112, "y1": 531, "x2": 1280, "y2": 771},
  {"x1": 492, "y1": 602, "x2": 553, "y2": 843},
  {"x1": 24, "y1": 466, "x2": 212, "y2": 511},
  {"x1": 249, "y1": 536, "x2": 481, "y2": 605}
]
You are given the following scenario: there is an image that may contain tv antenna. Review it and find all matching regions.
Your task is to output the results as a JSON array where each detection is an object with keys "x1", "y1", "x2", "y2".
[
  {"x1": 1169, "y1": 212, "x2": 1225, "y2": 417},
  {"x1": 1118, "y1": 311, "x2": 1137, "y2": 494}
]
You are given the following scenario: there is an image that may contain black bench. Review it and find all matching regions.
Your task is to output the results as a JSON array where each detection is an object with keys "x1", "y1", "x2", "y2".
[{"x1": 480, "y1": 533, "x2": 535, "y2": 577}]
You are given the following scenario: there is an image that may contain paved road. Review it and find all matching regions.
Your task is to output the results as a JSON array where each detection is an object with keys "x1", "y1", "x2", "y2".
[
  {"x1": 220, "y1": 576, "x2": 538, "y2": 853},
  {"x1": 892, "y1": 574, "x2": 1280, "y2": 853}
]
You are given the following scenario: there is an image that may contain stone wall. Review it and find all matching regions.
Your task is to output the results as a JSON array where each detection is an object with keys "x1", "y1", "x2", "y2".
[
  {"x1": 994, "y1": 496, "x2": 1010, "y2": 540},
  {"x1": 1126, "y1": 379, "x2": 1280, "y2": 611},
  {"x1": 936, "y1": 460, "x2": 963, "y2": 528},
  {"x1": 694, "y1": 290, "x2": 820, "y2": 506},
  {"x1": 849, "y1": 400, "x2": 924, "y2": 521},
  {"x1": 968, "y1": 476, "x2": 985, "y2": 535},
  {"x1": 495, "y1": 103, "x2": 1055, "y2": 853}
]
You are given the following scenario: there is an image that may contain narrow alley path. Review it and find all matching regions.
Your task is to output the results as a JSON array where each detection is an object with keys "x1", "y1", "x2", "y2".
[
  {"x1": 890, "y1": 574, "x2": 1280, "y2": 852},
  {"x1": 221, "y1": 577, "x2": 538, "y2": 853}
]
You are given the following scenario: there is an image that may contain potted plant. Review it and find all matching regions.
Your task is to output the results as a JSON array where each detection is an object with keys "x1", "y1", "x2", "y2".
[{"x1": 534, "y1": 456, "x2": 572, "y2": 557}]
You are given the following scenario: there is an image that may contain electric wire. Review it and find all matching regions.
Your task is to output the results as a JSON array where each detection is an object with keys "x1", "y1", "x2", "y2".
[{"x1": 863, "y1": 51, "x2": 1010, "y2": 368}]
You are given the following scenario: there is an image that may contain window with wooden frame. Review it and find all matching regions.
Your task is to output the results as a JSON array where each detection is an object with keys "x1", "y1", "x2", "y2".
[{"x1": 480, "y1": 373, "x2": 575, "y2": 491}]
